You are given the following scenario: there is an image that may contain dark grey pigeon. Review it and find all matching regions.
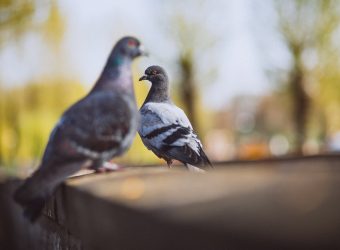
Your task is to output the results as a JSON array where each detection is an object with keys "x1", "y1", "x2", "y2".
[
  {"x1": 138, "y1": 65, "x2": 212, "y2": 172},
  {"x1": 14, "y1": 36, "x2": 146, "y2": 222}
]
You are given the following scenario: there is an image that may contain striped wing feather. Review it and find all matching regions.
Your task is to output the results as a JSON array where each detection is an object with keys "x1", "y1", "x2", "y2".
[{"x1": 139, "y1": 102, "x2": 211, "y2": 168}]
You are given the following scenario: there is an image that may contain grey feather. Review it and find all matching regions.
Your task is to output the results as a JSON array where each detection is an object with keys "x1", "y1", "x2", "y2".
[{"x1": 14, "y1": 36, "x2": 145, "y2": 222}]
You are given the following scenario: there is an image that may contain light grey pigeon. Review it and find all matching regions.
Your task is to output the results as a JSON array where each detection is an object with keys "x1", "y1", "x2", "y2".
[
  {"x1": 138, "y1": 65, "x2": 212, "y2": 172},
  {"x1": 14, "y1": 36, "x2": 146, "y2": 222}
]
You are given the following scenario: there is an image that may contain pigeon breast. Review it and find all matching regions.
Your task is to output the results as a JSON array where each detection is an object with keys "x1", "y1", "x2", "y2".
[
  {"x1": 138, "y1": 102, "x2": 202, "y2": 154},
  {"x1": 41, "y1": 91, "x2": 138, "y2": 168}
]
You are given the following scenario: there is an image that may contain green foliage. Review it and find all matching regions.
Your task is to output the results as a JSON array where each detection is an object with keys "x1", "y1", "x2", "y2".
[
  {"x1": 0, "y1": 0, "x2": 64, "y2": 50},
  {"x1": 0, "y1": 0, "x2": 35, "y2": 37},
  {"x1": 42, "y1": 1, "x2": 65, "y2": 48},
  {"x1": 0, "y1": 79, "x2": 86, "y2": 166}
]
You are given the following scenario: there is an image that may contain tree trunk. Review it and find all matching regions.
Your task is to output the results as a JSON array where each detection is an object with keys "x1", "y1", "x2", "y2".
[
  {"x1": 179, "y1": 54, "x2": 198, "y2": 131},
  {"x1": 290, "y1": 56, "x2": 309, "y2": 155}
]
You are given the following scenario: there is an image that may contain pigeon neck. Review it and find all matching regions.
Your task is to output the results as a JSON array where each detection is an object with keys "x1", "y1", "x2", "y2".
[
  {"x1": 92, "y1": 54, "x2": 135, "y2": 97},
  {"x1": 143, "y1": 80, "x2": 171, "y2": 105}
]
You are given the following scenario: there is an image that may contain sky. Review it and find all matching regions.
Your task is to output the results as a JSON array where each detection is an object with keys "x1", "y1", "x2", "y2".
[{"x1": 0, "y1": 0, "x2": 290, "y2": 110}]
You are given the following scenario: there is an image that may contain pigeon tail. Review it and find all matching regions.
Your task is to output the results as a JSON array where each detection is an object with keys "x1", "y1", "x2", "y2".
[
  {"x1": 13, "y1": 167, "x2": 51, "y2": 222},
  {"x1": 199, "y1": 147, "x2": 213, "y2": 168},
  {"x1": 14, "y1": 160, "x2": 90, "y2": 222},
  {"x1": 22, "y1": 196, "x2": 47, "y2": 222}
]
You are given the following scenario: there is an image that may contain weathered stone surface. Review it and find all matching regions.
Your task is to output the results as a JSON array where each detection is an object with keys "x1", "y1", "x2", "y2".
[
  {"x1": 0, "y1": 180, "x2": 82, "y2": 250},
  {"x1": 1, "y1": 154, "x2": 340, "y2": 250}
]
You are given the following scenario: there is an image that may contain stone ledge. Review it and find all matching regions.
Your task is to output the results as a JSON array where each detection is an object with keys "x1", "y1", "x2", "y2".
[{"x1": 1, "y1": 157, "x2": 340, "y2": 250}]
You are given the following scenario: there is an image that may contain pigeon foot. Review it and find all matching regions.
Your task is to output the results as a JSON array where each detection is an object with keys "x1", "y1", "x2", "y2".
[
  {"x1": 95, "y1": 162, "x2": 123, "y2": 173},
  {"x1": 166, "y1": 160, "x2": 173, "y2": 168}
]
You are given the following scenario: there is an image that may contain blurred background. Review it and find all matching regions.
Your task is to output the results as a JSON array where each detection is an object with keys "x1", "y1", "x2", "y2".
[{"x1": 1, "y1": 0, "x2": 340, "y2": 169}]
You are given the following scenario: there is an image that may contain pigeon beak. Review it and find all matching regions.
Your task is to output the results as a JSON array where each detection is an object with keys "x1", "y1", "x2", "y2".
[
  {"x1": 139, "y1": 75, "x2": 148, "y2": 81},
  {"x1": 137, "y1": 45, "x2": 149, "y2": 57}
]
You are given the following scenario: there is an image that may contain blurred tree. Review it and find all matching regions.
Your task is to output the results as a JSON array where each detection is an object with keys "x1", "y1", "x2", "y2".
[
  {"x1": 0, "y1": 0, "x2": 61, "y2": 45},
  {"x1": 0, "y1": 0, "x2": 35, "y2": 164},
  {"x1": 179, "y1": 49, "x2": 196, "y2": 131},
  {"x1": 0, "y1": 0, "x2": 65, "y2": 166},
  {"x1": 163, "y1": 0, "x2": 220, "y2": 134},
  {"x1": 0, "y1": 86, "x2": 2, "y2": 163},
  {"x1": 0, "y1": 0, "x2": 34, "y2": 44},
  {"x1": 42, "y1": 0, "x2": 64, "y2": 47},
  {"x1": 0, "y1": 80, "x2": 85, "y2": 166},
  {"x1": 274, "y1": 0, "x2": 340, "y2": 154}
]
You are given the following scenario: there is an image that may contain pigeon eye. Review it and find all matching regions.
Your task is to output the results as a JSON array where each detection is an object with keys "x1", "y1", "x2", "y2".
[{"x1": 127, "y1": 39, "x2": 137, "y2": 47}]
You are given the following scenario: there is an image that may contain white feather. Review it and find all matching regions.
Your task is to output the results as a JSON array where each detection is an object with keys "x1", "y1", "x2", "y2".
[
  {"x1": 139, "y1": 102, "x2": 202, "y2": 154},
  {"x1": 186, "y1": 164, "x2": 206, "y2": 173},
  {"x1": 140, "y1": 103, "x2": 192, "y2": 133}
]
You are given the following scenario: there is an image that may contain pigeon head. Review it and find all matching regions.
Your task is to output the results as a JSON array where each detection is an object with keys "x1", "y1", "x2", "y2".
[
  {"x1": 110, "y1": 36, "x2": 147, "y2": 63},
  {"x1": 92, "y1": 36, "x2": 147, "y2": 94},
  {"x1": 139, "y1": 66, "x2": 171, "y2": 104},
  {"x1": 139, "y1": 65, "x2": 168, "y2": 84}
]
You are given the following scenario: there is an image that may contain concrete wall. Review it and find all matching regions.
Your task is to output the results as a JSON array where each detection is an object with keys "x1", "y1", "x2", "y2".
[
  {"x1": 1, "y1": 155, "x2": 340, "y2": 250},
  {"x1": 0, "y1": 180, "x2": 82, "y2": 250}
]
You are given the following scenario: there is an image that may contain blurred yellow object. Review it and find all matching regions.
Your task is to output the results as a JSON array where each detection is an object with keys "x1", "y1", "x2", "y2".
[
  {"x1": 237, "y1": 143, "x2": 270, "y2": 160},
  {"x1": 120, "y1": 177, "x2": 145, "y2": 200}
]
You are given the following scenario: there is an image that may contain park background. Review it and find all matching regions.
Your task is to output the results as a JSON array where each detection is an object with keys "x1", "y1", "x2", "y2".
[{"x1": 1, "y1": 0, "x2": 340, "y2": 170}]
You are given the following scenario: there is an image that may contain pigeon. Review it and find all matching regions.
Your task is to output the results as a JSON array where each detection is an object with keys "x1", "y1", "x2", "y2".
[
  {"x1": 14, "y1": 36, "x2": 146, "y2": 222},
  {"x1": 138, "y1": 65, "x2": 212, "y2": 172}
]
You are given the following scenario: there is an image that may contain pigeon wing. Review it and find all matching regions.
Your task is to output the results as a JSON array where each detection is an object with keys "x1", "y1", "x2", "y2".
[
  {"x1": 139, "y1": 102, "x2": 210, "y2": 167},
  {"x1": 42, "y1": 91, "x2": 137, "y2": 167}
]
